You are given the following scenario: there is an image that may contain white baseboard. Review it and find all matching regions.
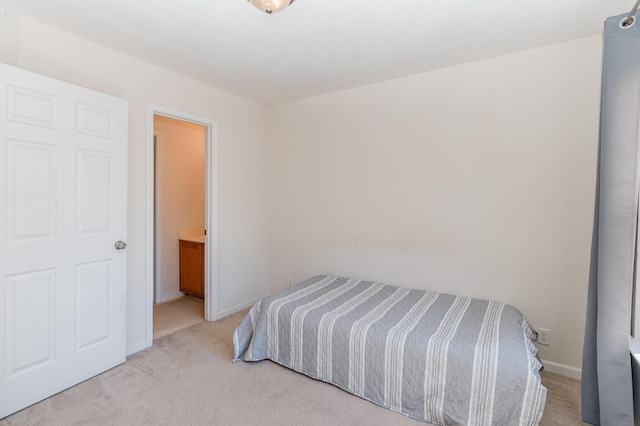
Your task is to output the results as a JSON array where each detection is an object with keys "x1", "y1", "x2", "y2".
[
  {"x1": 157, "y1": 291, "x2": 185, "y2": 303},
  {"x1": 541, "y1": 359, "x2": 581, "y2": 380},
  {"x1": 126, "y1": 339, "x2": 151, "y2": 357},
  {"x1": 217, "y1": 294, "x2": 266, "y2": 319}
]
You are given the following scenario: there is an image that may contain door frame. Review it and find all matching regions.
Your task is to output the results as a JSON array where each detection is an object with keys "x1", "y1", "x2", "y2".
[
  {"x1": 153, "y1": 129, "x2": 163, "y2": 305},
  {"x1": 144, "y1": 103, "x2": 219, "y2": 349}
]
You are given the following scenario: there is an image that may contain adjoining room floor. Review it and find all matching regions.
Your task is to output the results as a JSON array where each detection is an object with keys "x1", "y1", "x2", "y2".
[{"x1": 153, "y1": 296, "x2": 204, "y2": 340}]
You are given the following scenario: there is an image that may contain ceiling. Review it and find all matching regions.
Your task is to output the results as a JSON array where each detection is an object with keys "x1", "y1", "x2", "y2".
[{"x1": 4, "y1": 0, "x2": 633, "y2": 105}]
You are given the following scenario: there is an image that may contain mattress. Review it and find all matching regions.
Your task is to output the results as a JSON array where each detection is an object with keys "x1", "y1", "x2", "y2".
[{"x1": 233, "y1": 275, "x2": 546, "y2": 425}]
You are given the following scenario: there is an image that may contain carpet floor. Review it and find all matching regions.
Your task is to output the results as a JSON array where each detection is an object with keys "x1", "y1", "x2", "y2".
[
  {"x1": 1, "y1": 309, "x2": 583, "y2": 425},
  {"x1": 153, "y1": 296, "x2": 204, "y2": 340}
]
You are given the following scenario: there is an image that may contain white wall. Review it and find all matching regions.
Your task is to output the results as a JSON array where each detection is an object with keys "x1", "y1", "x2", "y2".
[
  {"x1": 0, "y1": 5, "x2": 17, "y2": 64},
  {"x1": 267, "y1": 36, "x2": 602, "y2": 372},
  {"x1": 0, "y1": 3, "x2": 602, "y2": 373},
  {"x1": 154, "y1": 116, "x2": 206, "y2": 302},
  {"x1": 1, "y1": 15, "x2": 269, "y2": 353}
]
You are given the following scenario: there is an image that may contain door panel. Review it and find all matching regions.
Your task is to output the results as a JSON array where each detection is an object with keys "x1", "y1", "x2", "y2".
[
  {"x1": 6, "y1": 269, "x2": 56, "y2": 376},
  {"x1": 0, "y1": 63, "x2": 128, "y2": 419},
  {"x1": 75, "y1": 260, "x2": 112, "y2": 351},
  {"x1": 77, "y1": 150, "x2": 112, "y2": 234},
  {"x1": 77, "y1": 103, "x2": 114, "y2": 138},
  {"x1": 7, "y1": 140, "x2": 57, "y2": 240},
  {"x1": 6, "y1": 85, "x2": 57, "y2": 129}
]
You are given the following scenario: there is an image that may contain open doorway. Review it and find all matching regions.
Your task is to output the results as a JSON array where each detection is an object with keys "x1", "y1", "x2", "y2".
[
  {"x1": 144, "y1": 104, "x2": 219, "y2": 350},
  {"x1": 153, "y1": 115, "x2": 206, "y2": 338}
]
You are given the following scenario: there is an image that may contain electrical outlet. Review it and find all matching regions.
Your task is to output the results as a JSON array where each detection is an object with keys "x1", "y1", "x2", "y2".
[
  {"x1": 288, "y1": 278, "x2": 293, "y2": 287},
  {"x1": 537, "y1": 328, "x2": 551, "y2": 346}
]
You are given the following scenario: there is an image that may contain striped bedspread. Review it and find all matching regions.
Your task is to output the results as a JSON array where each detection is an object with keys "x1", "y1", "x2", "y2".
[{"x1": 233, "y1": 276, "x2": 546, "y2": 425}]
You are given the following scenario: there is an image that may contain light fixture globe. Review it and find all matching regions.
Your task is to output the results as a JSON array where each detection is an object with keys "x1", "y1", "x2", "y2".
[{"x1": 248, "y1": 0, "x2": 295, "y2": 14}]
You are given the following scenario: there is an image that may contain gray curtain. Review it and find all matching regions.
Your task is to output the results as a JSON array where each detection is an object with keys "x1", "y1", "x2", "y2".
[{"x1": 582, "y1": 12, "x2": 640, "y2": 426}]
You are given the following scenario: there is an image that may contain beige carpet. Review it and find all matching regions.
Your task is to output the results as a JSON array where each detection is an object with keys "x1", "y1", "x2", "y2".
[
  {"x1": 1, "y1": 309, "x2": 584, "y2": 425},
  {"x1": 153, "y1": 296, "x2": 204, "y2": 340}
]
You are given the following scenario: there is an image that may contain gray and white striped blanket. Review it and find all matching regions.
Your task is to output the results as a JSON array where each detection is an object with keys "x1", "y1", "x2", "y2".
[{"x1": 233, "y1": 276, "x2": 546, "y2": 425}]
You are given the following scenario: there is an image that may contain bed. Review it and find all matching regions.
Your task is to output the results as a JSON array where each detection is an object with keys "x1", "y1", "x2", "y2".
[{"x1": 233, "y1": 275, "x2": 546, "y2": 425}]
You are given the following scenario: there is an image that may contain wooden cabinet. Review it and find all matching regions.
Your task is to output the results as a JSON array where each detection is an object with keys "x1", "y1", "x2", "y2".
[{"x1": 179, "y1": 239, "x2": 204, "y2": 298}]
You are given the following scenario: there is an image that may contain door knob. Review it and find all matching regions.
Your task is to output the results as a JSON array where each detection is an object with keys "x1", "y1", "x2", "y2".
[{"x1": 114, "y1": 241, "x2": 127, "y2": 250}]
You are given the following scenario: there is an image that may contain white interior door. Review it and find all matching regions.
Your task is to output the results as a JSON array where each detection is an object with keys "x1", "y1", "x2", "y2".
[{"x1": 0, "y1": 63, "x2": 128, "y2": 419}]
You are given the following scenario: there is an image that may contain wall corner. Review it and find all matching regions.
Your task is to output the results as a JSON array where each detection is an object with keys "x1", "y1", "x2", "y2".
[{"x1": 0, "y1": 4, "x2": 19, "y2": 66}]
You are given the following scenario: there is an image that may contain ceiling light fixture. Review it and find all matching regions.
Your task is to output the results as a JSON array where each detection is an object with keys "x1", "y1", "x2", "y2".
[{"x1": 247, "y1": 0, "x2": 295, "y2": 14}]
